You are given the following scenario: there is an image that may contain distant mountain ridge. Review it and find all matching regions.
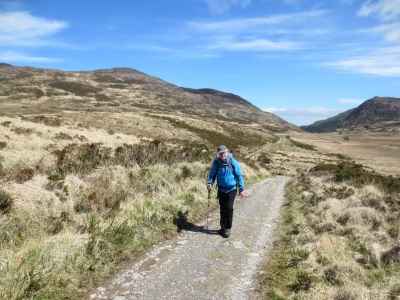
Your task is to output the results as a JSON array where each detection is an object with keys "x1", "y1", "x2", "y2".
[
  {"x1": 301, "y1": 97, "x2": 400, "y2": 133},
  {"x1": 0, "y1": 63, "x2": 293, "y2": 128}
]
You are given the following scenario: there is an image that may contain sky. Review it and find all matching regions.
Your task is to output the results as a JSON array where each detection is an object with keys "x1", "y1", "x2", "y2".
[{"x1": 0, "y1": 0, "x2": 399, "y2": 126}]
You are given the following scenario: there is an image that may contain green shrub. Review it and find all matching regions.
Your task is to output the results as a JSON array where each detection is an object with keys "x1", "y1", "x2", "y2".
[
  {"x1": 12, "y1": 127, "x2": 35, "y2": 135},
  {"x1": 312, "y1": 162, "x2": 400, "y2": 194},
  {"x1": 21, "y1": 115, "x2": 62, "y2": 127},
  {"x1": 15, "y1": 167, "x2": 35, "y2": 183},
  {"x1": 258, "y1": 153, "x2": 271, "y2": 164},
  {"x1": 53, "y1": 132, "x2": 73, "y2": 140},
  {"x1": 49, "y1": 81, "x2": 97, "y2": 96},
  {"x1": 0, "y1": 189, "x2": 13, "y2": 214},
  {"x1": 289, "y1": 270, "x2": 315, "y2": 292},
  {"x1": 34, "y1": 88, "x2": 45, "y2": 98},
  {"x1": 53, "y1": 143, "x2": 112, "y2": 176},
  {"x1": 181, "y1": 166, "x2": 192, "y2": 179},
  {"x1": 324, "y1": 266, "x2": 343, "y2": 286},
  {"x1": 288, "y1": 138, "x2": 316, "y2": 151},
  {"x1": 1, "y1": 121, "x2": 12, "y2": 127},
  {"x1": 95, "y1": 93, "x2": 111, "y2": 102}
]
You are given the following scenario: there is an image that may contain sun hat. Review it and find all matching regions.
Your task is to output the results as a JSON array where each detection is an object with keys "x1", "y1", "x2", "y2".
[{"x1": 217, "y1": 145, "x2": 228, "y2": 153}]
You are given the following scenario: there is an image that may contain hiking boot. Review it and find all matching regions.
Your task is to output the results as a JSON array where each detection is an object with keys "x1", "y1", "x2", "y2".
[
  {"x1": 218, "y1": 228, "x2": 225, "y2": 236},
  {"x1": 222, "y1": 229, "x2": 231, "y2": 238}
]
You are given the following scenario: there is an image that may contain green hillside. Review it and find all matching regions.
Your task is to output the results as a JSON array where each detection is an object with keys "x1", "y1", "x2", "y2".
[{"x1": 300, "y1": 109, "x2": 354, "y2": 133}]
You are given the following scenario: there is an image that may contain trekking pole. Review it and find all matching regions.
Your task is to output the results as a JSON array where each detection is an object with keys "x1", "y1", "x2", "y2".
[{"x1": 207, "y1": 189, "x2": 210, "y2": 231}]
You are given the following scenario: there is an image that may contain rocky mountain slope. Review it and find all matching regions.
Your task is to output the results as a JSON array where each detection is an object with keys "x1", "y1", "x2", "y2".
[
  {"x1": 342, "y1": 96, "x2": 400, "y2": 128},
  {"x1": 301, "y1": 96, "x2": 400, "y2": 133},
  {"x1": 0, "y1": 63, "x2": 298, "y2": 150}
]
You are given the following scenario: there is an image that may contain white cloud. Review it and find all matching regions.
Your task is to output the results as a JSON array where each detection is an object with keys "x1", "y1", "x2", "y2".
[
  {"x1": 199, "y1": 0, "x2": 251, "y2": 14},
  {"x1": 263, "y1": 106, "x2": 338, "y2": 116},
  {"x1": 358, "y1": 0, "x2": 400, "y2": 22},
  {"x1": 263, "y1": 106, "x2": 341, "y2": 126},
  {"x1": 325, "y1": 51, "x2": 400, "y2": 76},
  {"x1": 337, "y1": 98, "x2": 364, "y2": 104},
  {"x1": 187, "y1": 11, "x2": 327, "y2": 33},
  {"x1": 184, "y1": 10, "x2": 326, "y2": 52},
  {"x1": 209, "y1": 38, "x2": 300, "y2": 51},
  {"x1": 0, "y1": 51, "x2": 63, "y2": 63},
  {"x1": 263, "y1": 107, "x2": 287, "y2": 113},
  {"x1": 369, "y1": 22, "x2": 400, "y2": 42},
  {"x1": 0, "y1": 11, "x2": 68, "y2": 46}
]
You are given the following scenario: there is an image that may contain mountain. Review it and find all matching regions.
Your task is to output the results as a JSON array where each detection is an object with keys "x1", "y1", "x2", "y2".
[
  {"x1": 301, "y1": 97, "x2": 400, "y2": 133},
  {"x1": 0, "y1": 64, "x2": 298, "y2": 149},
  {"x1": 300, "y1": 109, "x2": 354, "y2": 133},
  {"x1": 341, "y1": 96, "x2": 400, "y2": 128}
]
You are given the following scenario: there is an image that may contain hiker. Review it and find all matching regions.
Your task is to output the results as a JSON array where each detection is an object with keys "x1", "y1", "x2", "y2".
[{"x1": 206, "y1": 145, "x2": 245, "y2": 238}]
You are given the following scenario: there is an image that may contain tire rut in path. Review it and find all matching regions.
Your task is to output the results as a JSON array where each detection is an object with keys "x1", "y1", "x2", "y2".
[{"x1": 88, "y1": 176, "x2": 290, "y2": 300}]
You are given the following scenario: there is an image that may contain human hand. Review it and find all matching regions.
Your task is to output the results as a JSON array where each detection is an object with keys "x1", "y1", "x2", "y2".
[
  {"x1": 239, "y1": 191, "x2": 245, "y2": 197},
  {"x1": 207, "y1": 184, "x2": 212, "y2": 191}
]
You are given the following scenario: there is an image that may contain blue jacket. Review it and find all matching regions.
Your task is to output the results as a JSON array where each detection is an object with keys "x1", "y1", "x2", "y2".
[{"x1": 208, "y1": 157, "x2": 245, "y2": 193}]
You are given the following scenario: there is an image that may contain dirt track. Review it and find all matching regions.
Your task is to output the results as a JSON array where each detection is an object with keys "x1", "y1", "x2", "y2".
[{"x1": 87, "y1": 176, "x2": 290, "y2": 300}]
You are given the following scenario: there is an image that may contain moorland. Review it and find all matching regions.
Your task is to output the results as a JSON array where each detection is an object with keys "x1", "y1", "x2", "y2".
[{"x1": 0, "y1": 64, "x2": 399, "y2": 299}]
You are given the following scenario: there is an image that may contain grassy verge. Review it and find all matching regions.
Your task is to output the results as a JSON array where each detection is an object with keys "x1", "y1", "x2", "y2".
[
  {"x1": 0, "y1": 116, "x2": 267, "y2": 299},
  {"x1": 259, "y1": 161, "x2": 400, "y2": 299}
]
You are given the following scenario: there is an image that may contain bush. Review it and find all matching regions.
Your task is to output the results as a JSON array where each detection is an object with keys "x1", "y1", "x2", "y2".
[
  {"x1": 289, "y1": 270, "x2": 315, "y2": 292},
  {"x1": 258, "y1": 152, "x2": 271, "y2": 164},
  {"x1": 49, "y1": 81, "x2": 98, "y2": 96},
  {"x1": 312, "y1": 162, "x2": 400, "y2": 194},
  {"x1": 0, "y1": 189, "x2": 13, "y2": 214},
  {"x1": 53, "y1": 132, "x2": 73, "y2": 140},
  {"x1": 12, "y1": 127, "x2": 35, "y2": 135},
  {"x1": 21, "y1": 116, "x2": 62, "y2": 127},
  {"x1": 53, "y1": 143, "x2": 112, "y2": 176},
  {"x1": 289, "y1": 138, "x2": 316, "y2": 151},
  {"x1": 1, "y1": 121, "x2": 12, "y2": 127},
  {"x1": 34, "y1": 88, "x2": 45, "y2": 98},
  {"x1": 15, "y1": 167, "x2": 35, "y2": 183},
  {"x1": 95, "y1": 93, "x2": 111, "y2": 102}
]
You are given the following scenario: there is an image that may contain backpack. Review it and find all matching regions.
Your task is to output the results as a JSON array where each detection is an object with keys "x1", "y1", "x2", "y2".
[{"x1": 212, "y1": 153, "x2": 239, "y2": 188}]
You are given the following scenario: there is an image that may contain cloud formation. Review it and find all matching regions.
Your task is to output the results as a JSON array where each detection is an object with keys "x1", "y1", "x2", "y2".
[
  {"x1": 0, "y1": 11, "x2": 68, "y2": 46},
  {"x1": 263, "y1": 106, "x2": 341, "y2": 126},
  {"x1": 0, "y1": 50, "x2": 63, "y2": 63},
  {"x1": 324, "y1": 50, "x2": 400, "y2": 76},
  {"x1": 199, "y1": 0, "x2": 251, "y2": 13},
  {"x1": 337, "y1": 98, "x2": 364, "y2": 104},
  {"x1": 264, "y1": 106, "x2": 338, "y2": 116},
  {"x1": 187, "y1": 11, "x2": 327, "y2": 33},
  {"x1": 358, "y1": 0, "x2": 400, "y2": 22}
]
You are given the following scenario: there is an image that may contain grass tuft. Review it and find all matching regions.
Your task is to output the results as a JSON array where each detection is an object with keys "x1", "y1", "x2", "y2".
[{"x1": 0, "y1": 189, "x2": 13, "y2": 214}]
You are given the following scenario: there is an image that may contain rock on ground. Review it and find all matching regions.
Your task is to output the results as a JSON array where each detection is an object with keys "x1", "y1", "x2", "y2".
[{"x1": 87, "y1": 176, "x2": 290, "y2": 300}]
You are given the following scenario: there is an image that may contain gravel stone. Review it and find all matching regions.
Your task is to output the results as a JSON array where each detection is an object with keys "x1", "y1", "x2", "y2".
[{"x1": 86, "y1": 176, "x2": 290, "y2": 300}]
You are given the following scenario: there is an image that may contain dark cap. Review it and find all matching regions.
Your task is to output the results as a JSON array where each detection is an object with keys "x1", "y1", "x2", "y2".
[{"x1": 217, "y1": 145, "x2": 228, "y2": 153}]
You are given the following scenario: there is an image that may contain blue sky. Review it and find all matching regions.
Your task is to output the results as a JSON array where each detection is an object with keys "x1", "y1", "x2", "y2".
[{"x1": 0, "y1": 0, "x2": 399, "y2": 126}]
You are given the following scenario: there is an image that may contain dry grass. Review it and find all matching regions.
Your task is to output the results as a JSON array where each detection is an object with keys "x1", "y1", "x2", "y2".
[
  {"x1": 291, "y1": 130, "x2": 400, "y2": 176},
  {"x1": 0, "y1": 114, "x2": 272, "y2": 299},
  {"x1": 259, "y1": 158, "x2": 400, "y2": 299}
]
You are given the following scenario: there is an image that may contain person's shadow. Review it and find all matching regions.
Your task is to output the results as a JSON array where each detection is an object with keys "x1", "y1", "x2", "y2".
[{"x1": 172, "y1": 209, "x2": 219, "y2": 235}]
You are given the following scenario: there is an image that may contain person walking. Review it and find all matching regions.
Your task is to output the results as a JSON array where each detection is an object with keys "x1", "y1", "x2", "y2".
[{"x1": 207, "y1": 145, "x2": 245, "y2": 238}]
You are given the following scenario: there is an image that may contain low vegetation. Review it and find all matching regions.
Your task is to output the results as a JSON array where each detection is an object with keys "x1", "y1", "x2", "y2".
[
  {"x1": 0, "y1": 115, "x2": 269, "y2": 299},
  {"x1": 259, "y1": 161, "x2": 400, "y2": 299}
]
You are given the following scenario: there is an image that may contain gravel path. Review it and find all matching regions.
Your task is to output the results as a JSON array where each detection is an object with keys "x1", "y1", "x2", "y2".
[{"x1": 87, "y1": 176, "x2": 290, "y2": 300}]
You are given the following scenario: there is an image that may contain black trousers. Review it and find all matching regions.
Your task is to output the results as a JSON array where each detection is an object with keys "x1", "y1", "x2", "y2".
[{"x1": 218, "y1": 189, "x2": 237, "y2": 230}]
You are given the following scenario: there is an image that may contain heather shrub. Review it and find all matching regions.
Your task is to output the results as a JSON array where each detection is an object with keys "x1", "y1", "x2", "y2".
[{"x1": 0, "y1": 189, "x2": 13, "y2": 214}]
